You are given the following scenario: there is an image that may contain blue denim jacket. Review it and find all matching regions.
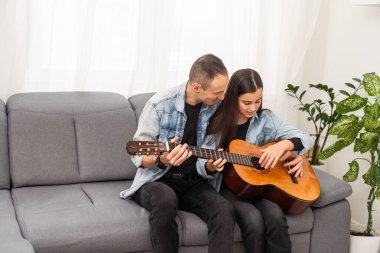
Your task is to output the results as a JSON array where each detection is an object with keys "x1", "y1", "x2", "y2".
[
  {"x1": 200, "y1": 110, "x2": 313, "y2": 191},
  {"x1": 120, "y1": 84, "x2": 220, "y2": 199}
]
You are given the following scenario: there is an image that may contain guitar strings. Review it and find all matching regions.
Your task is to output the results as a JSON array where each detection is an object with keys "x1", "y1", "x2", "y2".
[{"x1": 142, "y1": 141, "x2": 264, "y2": 169}]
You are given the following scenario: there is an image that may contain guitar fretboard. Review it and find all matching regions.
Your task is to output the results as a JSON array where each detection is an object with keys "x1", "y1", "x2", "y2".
[
  {"x1": 127, "y1": 140, "x2": 263, "y2": 169},
  {"x1": 168, "y1": 143, "x2": 262, "y2": 168}
]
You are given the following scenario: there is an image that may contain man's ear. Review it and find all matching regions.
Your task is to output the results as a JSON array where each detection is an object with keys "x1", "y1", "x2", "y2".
[{"x1": 191, "y1": 82, "x2": 202, "y2": 93}]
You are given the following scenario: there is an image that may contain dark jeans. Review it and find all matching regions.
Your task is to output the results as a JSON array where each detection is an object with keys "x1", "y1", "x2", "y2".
[
  {"x1": 221, "y1": 188, "x2": 292, "y2": 253},
  {"x1": 133, "y1": 177, "x2": 235, "y2": 253}
]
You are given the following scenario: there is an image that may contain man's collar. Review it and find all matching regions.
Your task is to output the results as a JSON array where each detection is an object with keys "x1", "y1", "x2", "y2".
[{"x1": 174, "y1": 84, "x2": 187, "y2": 113}]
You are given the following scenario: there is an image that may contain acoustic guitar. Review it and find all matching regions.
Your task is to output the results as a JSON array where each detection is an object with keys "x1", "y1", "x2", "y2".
[{"x1": 126, "y1": 139, "x2": 320, "y2": 214}]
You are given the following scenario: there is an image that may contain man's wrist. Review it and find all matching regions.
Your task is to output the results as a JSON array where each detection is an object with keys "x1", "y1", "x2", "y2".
[{"x1": 157, "y1": 154, "x2": 166, "y2": 169}]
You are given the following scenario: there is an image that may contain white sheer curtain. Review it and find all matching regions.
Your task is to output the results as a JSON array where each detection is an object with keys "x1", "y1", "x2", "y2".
[{"x1": 0, "y1": 0, "x2": 321, "y2": 122}]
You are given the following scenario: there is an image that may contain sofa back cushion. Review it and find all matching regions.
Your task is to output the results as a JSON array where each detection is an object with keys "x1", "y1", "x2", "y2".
[
  {"x1": 128, "y1": 93, "x2": 155, "y2": 121},
  {"x1": 0, "y1": 99, "x2": 10, "y2": 189},
  {"x1": 7, "y1": 92, "x2": 137, "y2": 187}
]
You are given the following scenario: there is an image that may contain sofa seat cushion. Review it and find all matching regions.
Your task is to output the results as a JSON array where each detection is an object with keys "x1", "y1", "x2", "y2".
[
  {"x1": 0, "y1": 235, "x2": 35, "y2": 253},
  {"x1": 178, "y1": 201, "x2": 313, "y2": 246},
  {"x1": 178, "y1": 211, "x2": 243, "y2": 246},
  {"x1": 0, "y1": 190, "x2": 31, "y2": 238},
  {"x1": 0, "y1": 190, "x2": 35, "y2": 253},
  {"x1": 0, "y1": 190, "x2": 23, "y2": 235},
  {"x1": 12, "y1": 181, "x2": 183, "y2": 253},
  {"x1": 286, "y1": 206, "x2": 313, "y2": 234}
]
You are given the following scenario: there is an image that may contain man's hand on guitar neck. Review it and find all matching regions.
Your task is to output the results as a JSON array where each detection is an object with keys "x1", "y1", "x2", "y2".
[
  {"x1": 279, "y1": 151, "x2": 304, "y2": 178},
  {"x1": 141, "y1": 137, "x2": 192, "y2": 168},
  {"x1": 160, "y1": 137, "x2": 192, "y2": 167}
]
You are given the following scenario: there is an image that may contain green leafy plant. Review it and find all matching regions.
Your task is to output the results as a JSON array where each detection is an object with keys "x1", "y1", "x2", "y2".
[
  {"x1": 285, "y1": 83, "x2": 341, "y2": 165},
  {"x1": 319, "y1": 72, "x2": 380, "y2": 236}
]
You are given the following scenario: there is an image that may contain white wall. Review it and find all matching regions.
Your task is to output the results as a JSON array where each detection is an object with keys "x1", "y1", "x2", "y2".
[{"x1": 300, "y1": 0, "x2": 380, "y2": 230}]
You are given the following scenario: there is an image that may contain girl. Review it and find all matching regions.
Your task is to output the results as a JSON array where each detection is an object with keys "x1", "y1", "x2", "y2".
[{"x1": 204, "y1": 68, "x2": 313, "y2": 253}]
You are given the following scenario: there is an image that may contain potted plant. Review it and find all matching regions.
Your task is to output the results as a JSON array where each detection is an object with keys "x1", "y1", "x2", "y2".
[
  {"x1": 285, "y1": 83, "x2": 341, "y2": 166},
  {"x1": 318, "y1": 72, "x2": 380, "y2": 253}
]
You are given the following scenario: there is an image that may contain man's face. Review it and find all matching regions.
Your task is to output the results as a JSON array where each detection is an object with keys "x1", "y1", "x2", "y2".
[{"x1": 198, "y1": 74, "x2": 229, "y2": 106}]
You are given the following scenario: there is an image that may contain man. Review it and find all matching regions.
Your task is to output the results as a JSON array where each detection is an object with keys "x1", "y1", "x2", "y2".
[{"x1": 120, "y1": 54, "x2": 235, "y2": 253}]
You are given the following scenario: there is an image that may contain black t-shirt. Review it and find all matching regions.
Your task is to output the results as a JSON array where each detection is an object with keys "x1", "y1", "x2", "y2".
[
  {"x1": 172, "y1": 102, "x2": 202, "y2": 174},
  {"x1": 235, "y1": 118, "x2": 251, "y2": 141}
]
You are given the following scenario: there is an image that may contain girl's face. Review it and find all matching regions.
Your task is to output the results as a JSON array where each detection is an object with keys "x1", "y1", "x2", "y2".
[{"x1": 237, "y1": 88, "x2": 263, "y2": 120}]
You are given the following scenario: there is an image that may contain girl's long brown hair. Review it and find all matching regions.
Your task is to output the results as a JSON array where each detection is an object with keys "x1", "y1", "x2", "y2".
[{"x1": 207, "y1": 68, "x2": 264, "y2": 149}]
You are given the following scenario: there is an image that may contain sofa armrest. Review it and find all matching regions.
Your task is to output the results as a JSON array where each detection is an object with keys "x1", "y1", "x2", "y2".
[{"x1": 312, "y1": 169, "x2": 352, "y2": 208}]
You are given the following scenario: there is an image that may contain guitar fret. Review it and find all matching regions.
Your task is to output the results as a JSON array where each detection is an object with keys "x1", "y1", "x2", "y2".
[
  {"x1": 241, "y1": 155, "x2": 246, "y2": 166},
  {"x1": 244, "y1": 156, "x2": 251, "y2": 166},
  {"x1": 239, "y1": 156, "x2": 243, "y2": 165},
  {"x1": 243, "y1": 155, "x2": 248, "y2": 166},
  {"x1": 227, "y1": 153, "x2": 232, "y2": 163},
  {"x1": 236, "y1": 154, "x2": 240, "y2": 165},
  {"x1": 235, "y1": 154, "x2": 240, "y2": 165},
  {"x1": 242, "y1": 155, "x2": 248, "y2": 166},
  {"x1": 242, "y1": 155, "x2": 247, "y2": 166},
  {"x1": 240, "y1": 155, "x2": 245, "y2": 165},
  {"x1": 231, "y1": 154, "x2": 237, "y2": 164},
  {"x1": 237, "y1": 154, "x2": 242, "y2": 165},
  {"x1": 201, "y1": 148, "x2": 206, "y2": 158}
]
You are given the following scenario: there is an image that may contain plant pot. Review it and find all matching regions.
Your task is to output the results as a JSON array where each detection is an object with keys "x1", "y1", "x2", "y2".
[
  {"x1": 350, "y1": 223, "x2": 380, "y2": 253},
  {"x1": 310, "y1": 162, "x2": 327, "y2": 172}
]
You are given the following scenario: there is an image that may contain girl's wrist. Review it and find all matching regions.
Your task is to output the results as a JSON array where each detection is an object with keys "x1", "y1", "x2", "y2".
[
  {"x1": 281, "y1": 140, "x2": 294, "y2": 151},
  {"x1": 205, "y1": 162, "x2": 217, "y2": 174}
]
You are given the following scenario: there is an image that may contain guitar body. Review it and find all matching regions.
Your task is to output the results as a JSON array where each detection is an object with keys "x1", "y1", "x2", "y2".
[{"x1": 223, "y1": 139, "x2": 320, "y2": 214}]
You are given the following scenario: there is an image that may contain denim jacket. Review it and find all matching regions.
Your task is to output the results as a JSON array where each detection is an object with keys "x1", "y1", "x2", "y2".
[
  {"x1": 200, "y1": 110, "x2": 313, "y2": 191},
  {"x1": 120, "y1": 84, "x2": 220, "y2": 199}
]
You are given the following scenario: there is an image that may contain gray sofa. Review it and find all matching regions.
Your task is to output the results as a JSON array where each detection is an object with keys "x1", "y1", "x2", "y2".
[
  {"x1": 0, "y1": 99, "x2": 35, "y2": 253},
  {"x1": 0, "y1": 91, "x2": 352, "y2": 253}
]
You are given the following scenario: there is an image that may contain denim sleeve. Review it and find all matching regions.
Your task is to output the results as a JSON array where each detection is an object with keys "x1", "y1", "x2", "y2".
[
  {"x1": 131, "y1": 101, "x2": 160, "y2": 168},
  {"x1": 270, "y1": 113, "x2": 313, "y2": 155},
  {"x1": 196, "y1": 134, "x2": 220, "y2": 179}
]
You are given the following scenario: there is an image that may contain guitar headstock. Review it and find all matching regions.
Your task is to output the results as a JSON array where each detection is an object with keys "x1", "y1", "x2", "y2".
[{"x1": 126, "y1": 141, "x2": 170, "y2": 155}]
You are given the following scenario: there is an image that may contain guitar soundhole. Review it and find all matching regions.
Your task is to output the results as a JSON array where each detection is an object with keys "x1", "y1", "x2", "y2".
[{"x1": 250, "y1": 157, "x2": 265, "y2": 171}]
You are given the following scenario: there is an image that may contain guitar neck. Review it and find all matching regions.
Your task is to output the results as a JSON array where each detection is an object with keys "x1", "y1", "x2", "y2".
[
  {"x1": 126, "y1": 140, "x2": 261, "y2": 168},
  {"x1": 173, "y1": 144, "x2": 259, "y2": 168}
]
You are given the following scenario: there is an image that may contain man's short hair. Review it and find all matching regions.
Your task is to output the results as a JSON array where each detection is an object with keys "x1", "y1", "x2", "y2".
[{"x1": 189, "y1": 54, "x2": 228, "y2": 89}]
